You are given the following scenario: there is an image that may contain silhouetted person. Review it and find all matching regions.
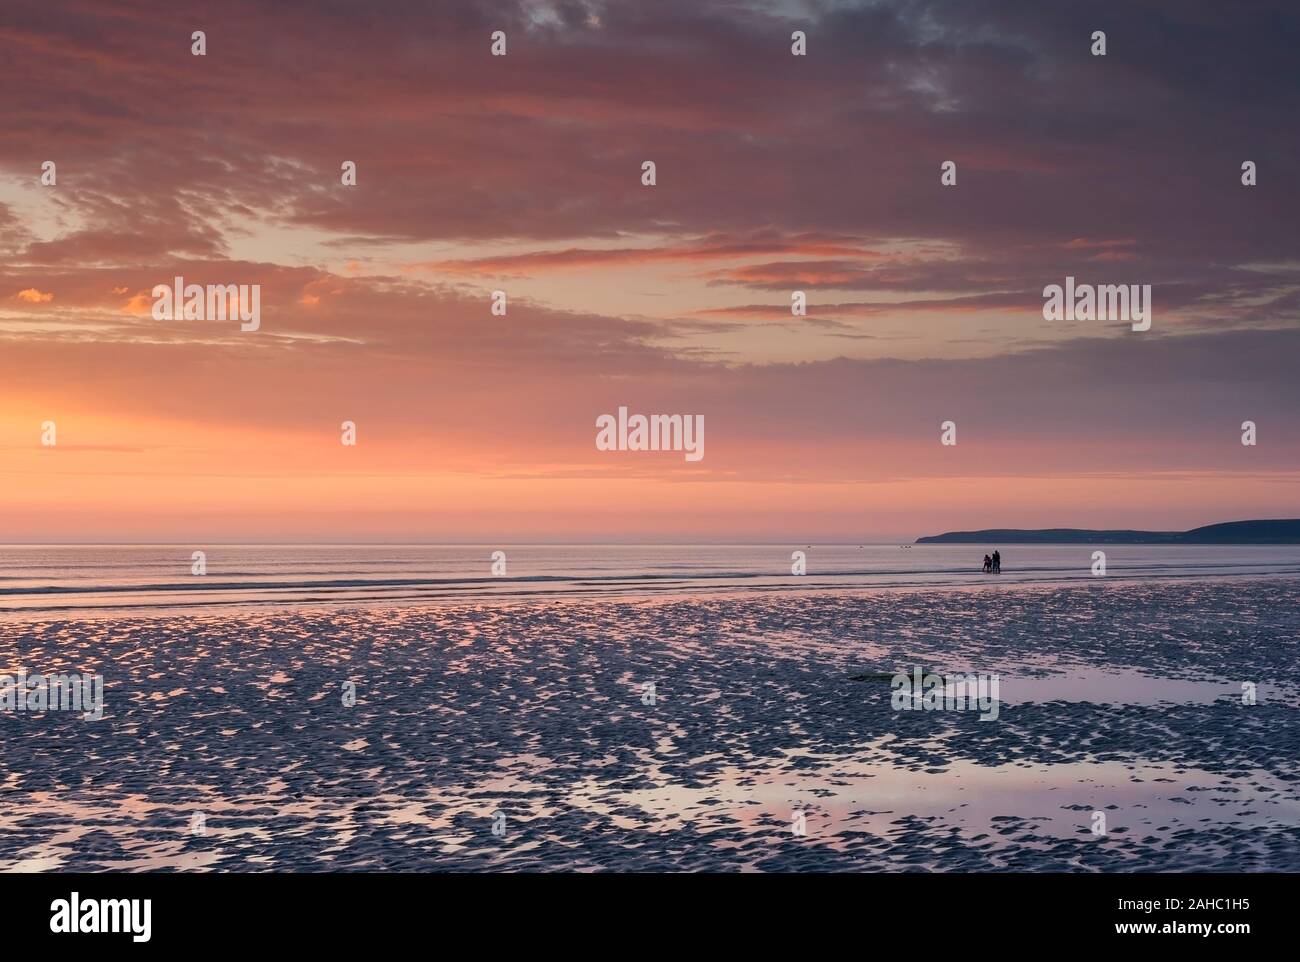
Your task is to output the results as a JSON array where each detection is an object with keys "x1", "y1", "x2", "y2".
[
  {"x1": 982, "y1": 554, "x2": 992, "y2": 573},
  {"x1": 992, "y1": 550, "x2": 1001, "y2": 574}
]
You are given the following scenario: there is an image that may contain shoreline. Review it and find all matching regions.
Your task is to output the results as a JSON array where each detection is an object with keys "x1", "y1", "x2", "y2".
[{"x1": 5, "y1": 566, "x2": 1300, "y2": 621}]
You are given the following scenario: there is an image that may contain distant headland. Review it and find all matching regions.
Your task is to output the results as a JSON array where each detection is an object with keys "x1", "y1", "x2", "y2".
[{"x1": 915, "y1": 519, "x2": 1300, "y2": 545}]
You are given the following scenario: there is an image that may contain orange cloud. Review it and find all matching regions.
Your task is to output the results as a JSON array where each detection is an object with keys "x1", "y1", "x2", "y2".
[
  {"x1": 122, "y1": 291, "x2": 154, "y2": 315},
  {"x1": 16, "y1": 287, "x2": 53, "y2": 303}
]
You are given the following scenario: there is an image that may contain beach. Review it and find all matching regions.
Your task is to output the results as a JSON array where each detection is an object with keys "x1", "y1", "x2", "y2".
[{"x1": 3, "y1": 571, "x2": 1298, "y2": 872}]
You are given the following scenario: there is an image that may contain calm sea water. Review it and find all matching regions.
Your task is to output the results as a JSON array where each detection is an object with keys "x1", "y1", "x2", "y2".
[{"x1": 3, "y1": 543, "x2": 1300, "y2": 614}]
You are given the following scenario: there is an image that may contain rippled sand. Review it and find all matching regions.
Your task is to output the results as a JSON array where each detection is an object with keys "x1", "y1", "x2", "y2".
[{"x1": 2, "y1": 579, "x2": 1298, "y2": 871}]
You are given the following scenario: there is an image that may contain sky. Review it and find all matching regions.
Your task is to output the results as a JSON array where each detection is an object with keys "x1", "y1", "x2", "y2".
[{"x1": 1, "y1": 0, "x2": 1298, "y2": 542}]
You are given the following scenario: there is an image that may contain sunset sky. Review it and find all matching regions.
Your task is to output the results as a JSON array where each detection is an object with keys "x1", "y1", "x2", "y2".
[{"x1": 2, "y1": 0, "x2": 1298, "y2": 542}]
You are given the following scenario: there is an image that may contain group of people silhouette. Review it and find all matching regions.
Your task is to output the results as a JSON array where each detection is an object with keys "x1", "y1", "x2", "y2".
[{"x1": 982, "y1": 550, "x2": 1002, "y2": 574}]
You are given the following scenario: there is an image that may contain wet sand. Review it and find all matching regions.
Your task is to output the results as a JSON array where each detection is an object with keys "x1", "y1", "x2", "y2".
[{"x1": 2, "y1": 578, "x2": 1298, "y2": 871}]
